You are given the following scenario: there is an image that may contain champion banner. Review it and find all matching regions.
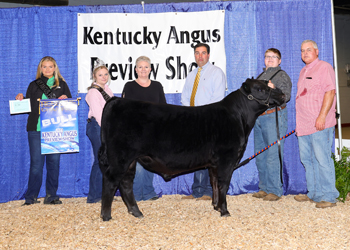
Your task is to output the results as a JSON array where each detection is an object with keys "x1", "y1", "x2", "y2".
[
  {"x1": 40, "y1": 99, "x2": 79, "y2": 154},
  {"x1": 77, "y1": 11, "x2": 226, "y2": 94}
]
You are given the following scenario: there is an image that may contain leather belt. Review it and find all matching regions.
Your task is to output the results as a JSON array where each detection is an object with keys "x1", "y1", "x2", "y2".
[
  {"x1": 87, "y1": 116, "x2": 95, "y2": 123},
  {"x1": 260, "y1": 105, "x2": 286, "y2": 116}
]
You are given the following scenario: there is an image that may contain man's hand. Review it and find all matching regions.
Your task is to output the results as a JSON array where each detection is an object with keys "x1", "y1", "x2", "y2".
[
  {"x1": 315, "y1": 115, "x2": 326, "y2": 131},
  {"x1": 268, "y1": 80, "x2": 275, "y2": 89}
]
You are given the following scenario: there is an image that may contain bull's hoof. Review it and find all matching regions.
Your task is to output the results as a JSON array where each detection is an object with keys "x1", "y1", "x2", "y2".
[
  {"x1": 213, "y1": 206, "x2": 220, "y2": 212},
  {"x1": 101, "y1": 215, "x2": 112, "y2": 221},
  {"x1": 129, "y1": 210, "x2": 144, "y2": 218},
  {"x1": 220, "y1": 211, "x2": 231, "y2": 217}
]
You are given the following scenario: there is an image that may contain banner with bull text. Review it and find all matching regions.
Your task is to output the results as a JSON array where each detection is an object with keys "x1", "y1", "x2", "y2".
[
  {"x1": 40, "y1": 99, "x2": 79, "y2": 154},
  {"x1": 77, "y1": 11, "x2": 226, "y2": 94}
]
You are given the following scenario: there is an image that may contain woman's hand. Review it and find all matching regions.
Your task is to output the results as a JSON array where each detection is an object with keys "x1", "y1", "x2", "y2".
[
  {"x1": 16, "y1": 93, "x2": 24, "y2": 100},
  {"x1": 58, "y1": 95, "x2": 68, "y2": 100}
]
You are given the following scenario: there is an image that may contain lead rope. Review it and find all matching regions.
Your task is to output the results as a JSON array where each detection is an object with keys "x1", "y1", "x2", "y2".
[
  {"x1": 236, "y1": 130, "x2": 295, "y2": 169},
  {"x1": 275, "y1": 106, "x2": 283, "y2": 184}
]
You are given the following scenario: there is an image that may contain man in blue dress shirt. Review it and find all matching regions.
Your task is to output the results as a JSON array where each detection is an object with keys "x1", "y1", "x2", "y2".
[{"x1": 181, "y1": 43, "x2": 226, "y2": 200}]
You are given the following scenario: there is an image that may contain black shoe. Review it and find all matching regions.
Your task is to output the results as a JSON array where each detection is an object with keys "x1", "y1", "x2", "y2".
[
  {"x1": 44, "y1": 199, "x2": 62, "y2": 205},
  {"x1": 22, "y1": 200, "x2": 40, "y2": 206}
]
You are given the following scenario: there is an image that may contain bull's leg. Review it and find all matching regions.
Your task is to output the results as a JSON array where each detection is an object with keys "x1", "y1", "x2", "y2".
[
  {"x1": 101, "y1": 174, "x2": 118, "y2": 221},
  {"x1": 215, "y1": 167, "x2": 234, "y2": 217},
  {"x1": 119, "y1": 160, "x2": 143, "y2": 218},
  {"x1": 208, "y1": 167, "x2": 219, "y2": 209},
  {"x1": 217, "y1": 181, "x2": 231, "y2": 217}
]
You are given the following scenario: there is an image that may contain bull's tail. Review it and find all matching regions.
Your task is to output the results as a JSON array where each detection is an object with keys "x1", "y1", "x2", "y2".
[{"x1": 98, "y1": 143, "x2": 109, "y2": 175}]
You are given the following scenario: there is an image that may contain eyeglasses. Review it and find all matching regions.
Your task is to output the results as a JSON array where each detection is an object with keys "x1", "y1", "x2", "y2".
[{"x1": 265, "y1": 55, "x2": 280, "y2": 59}]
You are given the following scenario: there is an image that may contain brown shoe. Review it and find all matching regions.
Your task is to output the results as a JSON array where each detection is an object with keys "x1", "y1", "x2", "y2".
[
  {"x1": 181, "y1": 195, "x2": 195, "y2": 200},
  {"x1": 196, "y1": 195, "x2": 211, "y2": 201},
  {"x1": 315, "y1": 201, "x2": 337, "y2": 208},
  {"x1": 263, "y1": 193, "x2": 281, "y2": 201},
  {"x1": 294, "y1": 194, "x2": 313, "y2": 202},
  {"x1": 252, "y1": 190, "x2": 267, "y2": 198}
]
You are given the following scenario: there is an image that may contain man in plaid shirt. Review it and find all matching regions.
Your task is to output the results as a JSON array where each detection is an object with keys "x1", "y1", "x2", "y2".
[{"x1": 294, "y1": 40, "x2": 339, "y2": 208}]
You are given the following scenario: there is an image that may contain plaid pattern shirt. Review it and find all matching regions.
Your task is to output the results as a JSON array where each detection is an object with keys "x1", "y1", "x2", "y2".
[{"x1": 295, "y1": 58, "x2": 336, "y2": 136}]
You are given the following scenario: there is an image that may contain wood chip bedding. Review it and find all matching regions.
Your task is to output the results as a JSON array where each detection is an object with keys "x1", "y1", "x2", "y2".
[{"x1": 1, "y1": 194, "x2": 349, "y2": 249}]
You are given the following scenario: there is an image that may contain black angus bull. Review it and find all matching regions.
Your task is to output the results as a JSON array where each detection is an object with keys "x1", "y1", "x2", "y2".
[{"x1": 98, "y1": 78, "x2": 285, "y2": 221}]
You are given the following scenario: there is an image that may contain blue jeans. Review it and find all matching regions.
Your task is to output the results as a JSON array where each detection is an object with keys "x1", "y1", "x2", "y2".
[
  {"x1": 191, "y1": 169, "x2": 212, "y2": 198},
  {"x1": 254, "y1": 108, "x2": 288, "y2": 197},
  {"x1": 298, "y1": 127, "x2": 339, "y2": 203},
  {"x1": 25, "y1": 131, "x2": 61, "y2": 204},
  {"x1": 133, "y1": 162, "x2": 157, "y2": 201},
  {"x1": 86, "y1": 118, "x2": 103, "y2": 203}
]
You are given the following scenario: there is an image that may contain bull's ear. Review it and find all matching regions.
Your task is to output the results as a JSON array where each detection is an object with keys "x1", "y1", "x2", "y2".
[{"x1": 243, "y1": 82, "x2": 250, "y2": 93}]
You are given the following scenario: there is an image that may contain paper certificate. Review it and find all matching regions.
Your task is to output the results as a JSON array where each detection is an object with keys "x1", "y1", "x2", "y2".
[{"x1": 9, "y1": 99, "x2": 31, "y2": 114}]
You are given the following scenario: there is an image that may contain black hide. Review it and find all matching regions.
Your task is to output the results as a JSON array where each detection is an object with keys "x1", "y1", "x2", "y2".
[{"x1": 98, "y1": 78, "x2": 285, "y2": 221}]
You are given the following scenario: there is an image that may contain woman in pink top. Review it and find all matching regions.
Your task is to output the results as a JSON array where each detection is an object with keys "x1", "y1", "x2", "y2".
[{"x1": 85, "y1": 59, "x2": 114, "y2": 203}]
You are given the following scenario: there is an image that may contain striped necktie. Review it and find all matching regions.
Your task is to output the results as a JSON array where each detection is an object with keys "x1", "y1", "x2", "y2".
[{"x1": 190, "y1": 67, "x2": 202, "y2": 106}]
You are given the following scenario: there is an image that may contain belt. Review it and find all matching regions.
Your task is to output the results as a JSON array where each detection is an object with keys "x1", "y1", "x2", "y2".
[
  {"x1": 87, "y1": 116, "x2": 95, "y2": 123},
  {"x1": 260, "y1": 105, "x2": 286, "y2": 116}
]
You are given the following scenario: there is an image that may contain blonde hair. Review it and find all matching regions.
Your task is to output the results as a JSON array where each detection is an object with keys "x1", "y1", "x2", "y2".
[
  {"x1": 136, "y1": 56, "x2": 151, "y2": 67},
  {"x1": 88, "y1": 65, "x2": 110, "y2": 90},
  {"x1": 36, "y1": 56, "x2": 65, "y2": 88}
]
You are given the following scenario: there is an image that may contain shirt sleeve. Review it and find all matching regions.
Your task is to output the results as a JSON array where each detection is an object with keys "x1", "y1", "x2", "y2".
[
  {"x1": 181, "y1": 72, "x2": 193, "y2": 106},
  {"x1": 323, "y1": 63, "x2": 336, "y2": 93},
  {"x1": 62, "y1": 81, "x2": 72, "y2": 98},
  {"x1": 209, "y1": 68, "x2": 226, "y2": 103},
  {"x1": 158, "y1": 83, "x2": 167, "y2": 104},
  {"x1": 121, "y1": 82, "x2": 130, "y2": 99},
  {"x1": 275, "y1": 71, "x2": 292, "y2": 103},
  {"x1": 25, "y1": 82, "x2": 33, "y2": 99},
  {"x1": 86, "y1": 89, "x2": 105, "y2": 126}
]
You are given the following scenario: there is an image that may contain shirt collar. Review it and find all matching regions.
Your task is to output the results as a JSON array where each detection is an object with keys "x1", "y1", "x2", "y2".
[
  {"x1": 263, "y1": 66, "x2": 281, "y2": 72},
  {"x1": 305, "y1": 58, "x2": 320, "y2": 69},
  {"x1": 199, "y1": 61, "x2": 211, "y2": 70}
]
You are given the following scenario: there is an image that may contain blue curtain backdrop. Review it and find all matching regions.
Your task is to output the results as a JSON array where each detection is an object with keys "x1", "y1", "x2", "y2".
[{"x1": 0, "y1": 0, "x2": 333, "y2": 203}]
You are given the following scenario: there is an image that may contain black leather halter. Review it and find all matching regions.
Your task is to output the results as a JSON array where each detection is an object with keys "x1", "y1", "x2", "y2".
[{"x1": 239, "y1": 86, "x2": 272, "y2": 107}]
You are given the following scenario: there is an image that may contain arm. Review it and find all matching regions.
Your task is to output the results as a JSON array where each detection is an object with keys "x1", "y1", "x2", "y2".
[
  {"x1": 159, "y1": 84, "x2": 167, "y2": 104},
  {"x1": 181, "y1": 77, "x2": 192, "y2": 106},
  {"x1": 58, "y1": 80, "x2": 72, "y2": 99},
  {"x1": 269, "y1": 71, "x2": 292, "y2": 103},
  {"x1": 315, "y1": 89, "x2": 335, "y2": 131},
  {"x1": 16, "y1": 82, "x2": 32, "y2": 100},
  {"x1": 86, "y1": 89, "x2": 106, "y2": 126},
  {"x1": 209, "y1": 69, "x2": 226, "y2": 103}
]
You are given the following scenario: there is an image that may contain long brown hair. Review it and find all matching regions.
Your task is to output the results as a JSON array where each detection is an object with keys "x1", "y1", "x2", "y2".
[{"x1": 35, "y1": 56, "x2": 65, "y2": 88}]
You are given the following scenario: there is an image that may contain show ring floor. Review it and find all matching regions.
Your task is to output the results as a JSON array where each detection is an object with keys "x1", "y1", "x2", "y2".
[{"x1": 1, "y1": 194, "x2": 350, "y2": 249}]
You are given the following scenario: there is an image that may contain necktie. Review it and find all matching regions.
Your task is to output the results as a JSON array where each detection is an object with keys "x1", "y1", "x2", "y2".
[{"x1": 190, "y1": 67, "x2": 202, "y2": 106}]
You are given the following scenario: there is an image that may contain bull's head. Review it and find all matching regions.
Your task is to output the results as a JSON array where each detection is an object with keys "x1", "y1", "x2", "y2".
[{"x1": 240, "y1": 78, "x2": 285, "y2": 108}]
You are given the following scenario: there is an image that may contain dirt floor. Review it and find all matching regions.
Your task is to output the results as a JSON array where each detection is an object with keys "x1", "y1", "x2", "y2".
[{"x1": 1, "y1": 194, "x2": 349, "y2": 249}]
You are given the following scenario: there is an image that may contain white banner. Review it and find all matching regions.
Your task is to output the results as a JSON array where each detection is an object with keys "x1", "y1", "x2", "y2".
[{"x1": 77, "y1": 11, "x2": 226, "y2": 94}]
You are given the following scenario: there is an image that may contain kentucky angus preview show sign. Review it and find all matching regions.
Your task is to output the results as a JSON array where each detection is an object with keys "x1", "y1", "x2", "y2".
[{"x1": 77, "y1": 11, "x2": 226, "y2": 94}]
